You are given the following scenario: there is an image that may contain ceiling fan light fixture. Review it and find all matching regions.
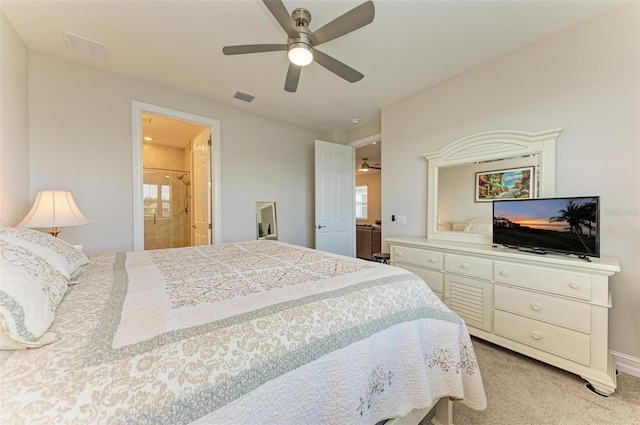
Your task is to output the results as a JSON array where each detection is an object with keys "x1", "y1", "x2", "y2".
[
  {"x1": 288, "y1": 42, "x2": 313, "y2": 66},
  {"x1": 222, "y1": 0, "x2": 375, "y2": 92},
  {"x1": 358, "y1": 159, "x2": 370, "y2": 172}
]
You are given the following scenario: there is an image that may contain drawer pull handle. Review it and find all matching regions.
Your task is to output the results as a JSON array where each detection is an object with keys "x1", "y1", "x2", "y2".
[
  {"x1": 500, "y1": 270, "x2": 509, "y2": 276},
  {"x1": 429, "y1": 257, "x2": 437, "y2": 263},
  {"x1": 531, "y1": 331, "x2": 541, "y2": 340},
  {"x1": 444, "y1": 293, "x2": 450, "y2": 299},
  {"x1": 397, "y1": 251, "x2": 403, "y2": 257},
  {"x1": 569, "y1": 282, "x2": 579, "y2": 289},
  {"x1": 531, "y1": 303, "x2": 541, "y2": 311},
  {"x1": 461, "y1": 263, "x2": 469, "y2": 269}
]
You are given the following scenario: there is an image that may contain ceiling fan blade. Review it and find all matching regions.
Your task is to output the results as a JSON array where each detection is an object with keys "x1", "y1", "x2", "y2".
[
  {"x1": 262, "y1": 0, "x2": 297, "y2": 38},
  {"x1": 284, "y1": 63, "x2": 302, "y2": 92},
  {"x1": 223, "y1": 44, "x2": 287, "y2": 55},
  {"x1": 313, "y1": 50, "x2": 364, "y2": 83},
  {"x1": 310, "y1": 1, "x2": 375, "y2": 46}
]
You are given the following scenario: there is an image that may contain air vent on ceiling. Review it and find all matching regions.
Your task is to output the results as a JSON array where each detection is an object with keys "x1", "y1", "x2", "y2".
[
  {"x1": 62, "y1": 31, "x2": 109, "y2": 58},
  {"x1": 233, "y1": 91, "x2": 255, "y2": 103}
]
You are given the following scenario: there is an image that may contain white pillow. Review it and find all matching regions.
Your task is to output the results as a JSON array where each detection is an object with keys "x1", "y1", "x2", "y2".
[
  {"x1": 464, "y1": 222, "x2": 492, "y2": 234},
  {"x1": 0, "y1": 240, "x2": 68, "y2": 349},
  {"x1": 0, "y1": 227, "x2": 89, "y2": 279}
]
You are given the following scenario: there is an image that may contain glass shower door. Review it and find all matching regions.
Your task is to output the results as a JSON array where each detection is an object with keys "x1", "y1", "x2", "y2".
[{"x1": 143, "y1": 169, "x2": 191, "y2": 250}]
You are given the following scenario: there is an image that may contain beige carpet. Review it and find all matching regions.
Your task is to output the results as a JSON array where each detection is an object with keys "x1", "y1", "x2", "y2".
[{"x1": 420, "y1": 337, "x2": 640, "y2": 425}]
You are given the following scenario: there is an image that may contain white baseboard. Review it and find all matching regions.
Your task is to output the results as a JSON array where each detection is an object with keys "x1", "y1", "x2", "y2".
[{"x1": 611, "y1": 350, "x2": 640, "y2": 377}]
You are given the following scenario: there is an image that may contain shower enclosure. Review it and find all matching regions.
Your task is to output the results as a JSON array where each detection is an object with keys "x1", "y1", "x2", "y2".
[{"x1": 143, "y1": 168, "x2": 191, "y2": 250}]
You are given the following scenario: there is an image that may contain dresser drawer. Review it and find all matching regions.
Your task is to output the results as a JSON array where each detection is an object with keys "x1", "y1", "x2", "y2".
[
  {"x1": 391, "y1": 245, "x2": 443, "y2": 270},
  {"x1": 444, "y1": 254, "x2": 492, "y2": 280},
  {"x1": 494, "y1": 262, "x2": 591, "y2": 300},
  {"x1": 397, "y1": 264, "x2": 443, "y2": 294},
  {"x1": 494, "y1": 311, "x2": 590, "y2": 365},
  {"x1": 495, "y1": 286, "x2": 591, "y2": 333}
]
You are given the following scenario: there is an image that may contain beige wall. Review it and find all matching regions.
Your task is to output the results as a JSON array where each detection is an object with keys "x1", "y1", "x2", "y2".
[
  {"x1": 348, "y1": 119, "x2": 381, "y2": 142},
  {"x1": 143, "y1": 142, "x2": 189, "y2": 174},
  {"x1": 0, "y1": 12, "x2": 30, "y2": 226},
  {"x1": 320, "y1": 120, "x2": 382, "y2": 145},
  {"x1": 356, "y1": 172, "x2": 381, "y2": 224},
  {"x1": 382, "y1": 4, "x2": 640, "y2": 360},
  {"x1": 26, "y1": 53, "x2": 321, "y2": 254}
]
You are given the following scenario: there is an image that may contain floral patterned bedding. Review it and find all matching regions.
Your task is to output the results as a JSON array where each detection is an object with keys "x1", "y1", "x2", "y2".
[{"x1": 0, "y1": 240, "x2": 486, "y2": 424}]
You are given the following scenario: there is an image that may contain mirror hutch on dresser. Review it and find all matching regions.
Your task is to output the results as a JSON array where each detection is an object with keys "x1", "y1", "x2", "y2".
[{"x1": 387, "y1": 129, "x2": 620, "y2": 395}]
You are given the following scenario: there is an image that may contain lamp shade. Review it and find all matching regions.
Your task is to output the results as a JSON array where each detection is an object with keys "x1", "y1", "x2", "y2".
[{"x1": 18, "y1": 191, "x2": 91, "y2": 236}]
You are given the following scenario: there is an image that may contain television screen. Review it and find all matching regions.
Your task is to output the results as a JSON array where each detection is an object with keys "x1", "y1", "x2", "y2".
[{"x1": 493, "y1": 196, "x2": 600, "y2": 258}]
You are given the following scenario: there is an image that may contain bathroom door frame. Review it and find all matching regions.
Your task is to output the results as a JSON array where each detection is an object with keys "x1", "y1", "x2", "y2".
[{"x1": 131, "y1": 101, "x2": 222, "y2": 251}]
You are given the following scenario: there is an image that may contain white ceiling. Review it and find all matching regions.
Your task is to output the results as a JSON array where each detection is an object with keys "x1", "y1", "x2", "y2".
[{"x1": 1, "y1": 0, "x2": 626, "y2": 132}]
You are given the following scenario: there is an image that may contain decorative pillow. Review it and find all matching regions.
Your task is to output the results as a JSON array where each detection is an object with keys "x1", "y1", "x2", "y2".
[
  {"x1": 0, "y1": 240, "x2": 68, "y2": 349},
  {"x1": 464, "y1": 222, "x2": 492, "y2": 234},
  {"x1": 0, "y1": 227, "x2": 89, "y2": 279}
]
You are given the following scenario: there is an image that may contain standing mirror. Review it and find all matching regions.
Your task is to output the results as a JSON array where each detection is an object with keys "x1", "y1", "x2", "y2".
[{"x1": 256, "y1": 202, "x2": 278, "y2": 240}]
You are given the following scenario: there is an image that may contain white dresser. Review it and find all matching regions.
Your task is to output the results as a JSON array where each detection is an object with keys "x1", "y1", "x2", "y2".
[{"x1": 386, "y1": 236, "x2": 620, "y2": 395}]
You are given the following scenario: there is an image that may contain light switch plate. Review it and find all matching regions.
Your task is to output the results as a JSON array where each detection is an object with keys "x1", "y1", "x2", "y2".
[{"x1": 397, "y1": 215, "x2": 406, "y2": 225}]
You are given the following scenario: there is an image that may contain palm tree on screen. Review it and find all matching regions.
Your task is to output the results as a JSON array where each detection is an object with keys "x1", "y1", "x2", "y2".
[
  {"x1": 549, "y1": 200, "x2": 596, "y2": 254},
  {"x1": 579, "y1": 201, "x2": 597, "y2": 238}
]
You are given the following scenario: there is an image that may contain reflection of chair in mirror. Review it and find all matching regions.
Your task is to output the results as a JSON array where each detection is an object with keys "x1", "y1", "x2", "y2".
[{"x1": 256, "y1": 202, "x2": 277, "y2": 240}]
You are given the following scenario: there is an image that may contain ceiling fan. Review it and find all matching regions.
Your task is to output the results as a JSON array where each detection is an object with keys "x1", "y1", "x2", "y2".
[
  {"x1": 358, "y1": 158, "x2": 381, "y2": 171},
  {"x1": 222, "y1": 0, "x2": 375, "y2": 93}
]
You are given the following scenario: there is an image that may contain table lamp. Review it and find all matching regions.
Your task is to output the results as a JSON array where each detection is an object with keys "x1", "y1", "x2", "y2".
[{"x1": 18, "y1": 190, "x2": 91, "y2": 237}]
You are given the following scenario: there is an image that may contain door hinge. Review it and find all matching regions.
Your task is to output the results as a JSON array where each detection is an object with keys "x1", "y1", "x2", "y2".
[
  {"x1": 208, "y1": 223, "x2": 212, "y2": 230},
  {"x1": 208, "y1": 137, "x2": 212, "y2": 146}
]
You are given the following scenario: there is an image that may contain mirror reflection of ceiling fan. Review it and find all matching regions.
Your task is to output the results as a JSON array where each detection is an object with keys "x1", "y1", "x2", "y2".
[
  {"x1": 222, "y1": 0, "x2": 375, "y2": 93},
  {"x1": 358, "y1": 158, "x2": 381, "y2": 171}
]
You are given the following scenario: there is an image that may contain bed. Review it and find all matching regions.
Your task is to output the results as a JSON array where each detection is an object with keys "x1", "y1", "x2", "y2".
[{"x1": 0, "y1": 228, "x2": 486, "y2": 425}]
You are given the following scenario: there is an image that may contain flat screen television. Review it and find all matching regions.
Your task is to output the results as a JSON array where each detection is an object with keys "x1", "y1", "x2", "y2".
[{"x1": 493, "y1": 196, "x2": 600, "y2": 258}]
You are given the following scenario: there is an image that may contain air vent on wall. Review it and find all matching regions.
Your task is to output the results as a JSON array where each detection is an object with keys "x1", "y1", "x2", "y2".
[
  {"x1": 233, "y1": 91, "x2": 255, "y2": 103},
  {"x1": 62, "y1": 31, "x2": 109, "y2": 58}
]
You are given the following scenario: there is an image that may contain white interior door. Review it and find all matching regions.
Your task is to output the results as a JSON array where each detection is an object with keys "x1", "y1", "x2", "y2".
[
  {"x1": 192, "y1": 128, "x2": 211, "y2": 245},
  {"x1": 314, "y1": 140, "x2": 355, "y2": 256}
]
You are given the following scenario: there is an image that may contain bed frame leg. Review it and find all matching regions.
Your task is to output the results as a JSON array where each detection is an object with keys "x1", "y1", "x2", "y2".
[{"x1": 431, "y1": 398, "x2": 453, "y2": 425}]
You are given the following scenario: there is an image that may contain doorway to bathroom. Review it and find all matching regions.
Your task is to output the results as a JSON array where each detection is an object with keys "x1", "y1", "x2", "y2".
[
  {"x1": 132, "y1": 101, "x2": 221, "y2": 251},
  {"x1": 141, "y1": 113, "x2": 206, "y2": 249}
]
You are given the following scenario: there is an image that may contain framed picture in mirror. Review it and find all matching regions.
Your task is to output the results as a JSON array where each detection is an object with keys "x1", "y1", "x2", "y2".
[{"x1": 475, "y1": 166, "x2": 534, "y2": 202}]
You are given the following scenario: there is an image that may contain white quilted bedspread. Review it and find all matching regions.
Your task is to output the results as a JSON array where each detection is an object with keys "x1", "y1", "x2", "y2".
[{"x1": 1, "y1": 240, "x2": 486, "y2": 424}]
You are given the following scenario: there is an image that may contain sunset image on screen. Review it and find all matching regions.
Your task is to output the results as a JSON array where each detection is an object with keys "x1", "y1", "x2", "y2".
[{"x1": 493, "y1": 197, "x2": 599, "y2": 256}]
